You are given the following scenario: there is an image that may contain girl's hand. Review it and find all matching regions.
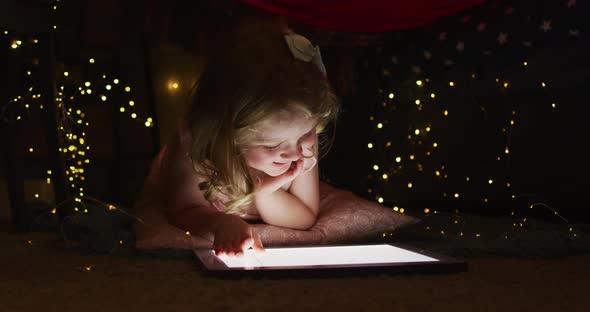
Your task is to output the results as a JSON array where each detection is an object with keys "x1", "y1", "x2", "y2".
[
  {"x1": 300, "y1": 155, "x2": 317, "y2": 174},
  {"x1": 213, "y1": 215, "x2": 265, "y2": 257},
  {"x1": 252, "y1": 158, "x2": 311, "y2": 195}
]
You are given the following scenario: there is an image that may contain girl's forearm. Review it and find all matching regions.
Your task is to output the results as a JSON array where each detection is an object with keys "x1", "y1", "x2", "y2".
[{"x1": 254, "y1": 189, "x2": 317, "y2": 230}]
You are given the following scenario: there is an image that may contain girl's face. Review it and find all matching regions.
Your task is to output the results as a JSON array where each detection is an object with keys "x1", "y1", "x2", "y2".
[{"x1": 241, "y1": 112, "x2": 318, "y2": 177}]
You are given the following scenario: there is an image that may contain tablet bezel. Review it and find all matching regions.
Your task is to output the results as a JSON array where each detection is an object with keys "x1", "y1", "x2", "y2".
[{"x1": 193, "y1": 242, "x2": 467, "y2": 278}]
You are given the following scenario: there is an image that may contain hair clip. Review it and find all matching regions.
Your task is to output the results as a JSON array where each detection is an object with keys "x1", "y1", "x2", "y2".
[{"x1": 284, "y1": 33, "x2": 327, "y2": 76}]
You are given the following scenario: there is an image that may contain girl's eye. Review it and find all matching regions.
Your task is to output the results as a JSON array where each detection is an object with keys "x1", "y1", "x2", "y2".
[{"x1": 264, "y1": 144, "x2": 280, "y2": 150}]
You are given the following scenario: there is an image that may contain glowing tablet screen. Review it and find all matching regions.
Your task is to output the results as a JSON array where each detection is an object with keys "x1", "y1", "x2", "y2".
[{"x1": 212, "y1": 244, "x2": 439, "y2": 269}]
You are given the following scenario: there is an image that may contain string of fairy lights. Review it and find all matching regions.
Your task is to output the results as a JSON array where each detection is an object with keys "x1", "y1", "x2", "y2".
[
  {"x1": 1, "y1": 0, "x2": 195, "y2": 255},
  {"x1": 368, "y1": 9, "x2": 578, "y2": 241},
  {"x1": 372, "y1": 76, "x2": 576, "y2": 240},
  {"x1": 4, "y1": 34, "x2": 155, "y2": 206},
  {"x1": 1, "y1": 0, "x2": 159, "y2": 246}
]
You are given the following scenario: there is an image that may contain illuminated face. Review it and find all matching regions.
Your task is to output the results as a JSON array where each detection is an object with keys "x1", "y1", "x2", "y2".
[{"x1": 241, "y1": 112, "x2": 318, "y2": 177}]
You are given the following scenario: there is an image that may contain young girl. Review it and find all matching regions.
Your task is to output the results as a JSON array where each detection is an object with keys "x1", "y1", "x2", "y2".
[{"x1": 134, "y1": 17, "x2": 339, "y2": 257}]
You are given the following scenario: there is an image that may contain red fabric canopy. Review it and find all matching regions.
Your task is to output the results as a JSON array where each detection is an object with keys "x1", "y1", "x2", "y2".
[{"x1": 239, "y1": 0, "x2": 487, "y2": 32}]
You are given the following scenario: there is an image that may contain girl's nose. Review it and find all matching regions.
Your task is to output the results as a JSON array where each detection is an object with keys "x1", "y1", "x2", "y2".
[{"x1": 280, "y1": 144, "x2": 302, "y2": 161}]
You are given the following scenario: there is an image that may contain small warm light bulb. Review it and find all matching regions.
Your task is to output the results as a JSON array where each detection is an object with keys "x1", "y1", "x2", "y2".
[
  {"x1": 106, "y1": 85, "x2": 112, "y2": 90},
  {"x1": 388, "y1": 93, "x2": 394, "y2": 99},
  {"x1": 449, "y1": 81, "x2": 455, "y2": 87},
  {"x1": 89, "y1": 58, "x2": 95, "y2": 64},
  {"x1": 433, "y1": 142, "x2": 438, "y2": 147},
  {"x1": 113, "y1": 79, "x2": 119, "y2": 84},
  {"x1": 430, "y1": 93, "x2": 435, "y2": 98},
  {"x1": 523, "y1": 61, "x2": 528, "y2": 66},
  {"x1": 129, "y1": 100, "x2": 135, "y2": 106},
  {"x1": 454, "y1": 193, "x2": 460, "y2": 198},
  {"x1": 424, "y1": 208, "x2": 430, "y2": 214},
  {"x1": 125, "y1": 86, "x2": 131, "y2": 92},
  {"x1": 28, "y1": 147, "x2": 34, "y2": 152},
  {"x1": 64, "y1": 71, "x2": 69, "y2": 77},
  {"x1": 373, "y1": 165, "x2": 379, "y2": 171},
  {"x1": 407, "y1": 182, "x2": 413, "y2": 188},
  {"x1": 415, "y1": 99, "x2": 420, "y2": 105},
  {"x1": 367, "y1": 143, "x2": 373, "y2": 149},
  {"x1": 378, "y1": 197, "x2": 384, "y2": 203},
  {"x1": 119, "y1": 107, "x2": 125, "y2": 112},
  {"x1": 131, "y1": 113, "x2": 137, "y2": 119},
  {"x1": 100, "y1": 95, "x2": 107, "y2": 101},
  {"x1": 416, "y1": 80, "x2": 423, "y2": 86},
  {"x1": 382, "y1": 174, "x2": 388, "y2": 180},
  {"x1": 541, "y1": 82, "x2": 546, "y2": 87},
  {"x1": 84, "y1": 81, "x2": 91, "y2": 87},
  {"x1": 488, "y1": 179, "x2": 493, "y2": 184},
  {"x1": 395, "y1": 156, "x2": 401, "y2": 163},
  {"x1": 377, "y1": 123, "x2": 383, "y2": 129},
  {"x1": 185, "y1": 231, "x2": 191, "y2": 236},
  {"x1": 443, "y1": 110, "x2": 449, "y2": 116},
  {"x1": 503, "y1": 82, "x2": 509, "y2": 88},
  {"x1": 414, "y1": 129, "x2": 420, "y2": 135}
]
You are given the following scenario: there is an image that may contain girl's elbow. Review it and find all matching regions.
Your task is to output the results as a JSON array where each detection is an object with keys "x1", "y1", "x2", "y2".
[{"x1": 297, "y1": 213, "x2": 318, "y2": 230}]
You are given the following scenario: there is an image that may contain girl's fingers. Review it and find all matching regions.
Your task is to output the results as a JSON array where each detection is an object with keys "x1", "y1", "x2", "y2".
[
  {"x1": 252, "y1": 233, "x2": 265, "y2": 254},
  {"x1": 302, "y1": 157, "x2": 317, "y2": 173},
  {"x1": 287, "y1": 159, "x2": 302, "y2": 177},
  {"x1": 241, "y1": 237, "x2": 254, "y2": 250}
]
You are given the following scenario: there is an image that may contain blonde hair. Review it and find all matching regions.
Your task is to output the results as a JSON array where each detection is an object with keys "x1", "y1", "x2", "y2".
[{"x1": 186, "y1": 16, "x2": 339, "y2": 215}]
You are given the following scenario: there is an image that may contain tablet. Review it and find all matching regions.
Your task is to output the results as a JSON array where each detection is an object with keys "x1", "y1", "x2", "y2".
[{"x1": 193, "y1": 243, "x2": 467, "y2": 277}]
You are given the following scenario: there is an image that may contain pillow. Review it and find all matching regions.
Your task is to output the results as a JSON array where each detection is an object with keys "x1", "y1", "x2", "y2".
[{"x1": 133, "y1": 181, "x2": 421, "y2": 250}]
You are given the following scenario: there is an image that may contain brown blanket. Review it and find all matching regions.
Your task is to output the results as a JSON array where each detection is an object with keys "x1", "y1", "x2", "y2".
[{"x1": 2, "y1": 230, "x2": 589, "y2": 311}]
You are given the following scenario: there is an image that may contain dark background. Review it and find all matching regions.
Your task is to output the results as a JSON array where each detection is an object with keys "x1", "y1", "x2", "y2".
[{"x1": 1, "y1": 0, "x2": 589, "y2": 229}]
